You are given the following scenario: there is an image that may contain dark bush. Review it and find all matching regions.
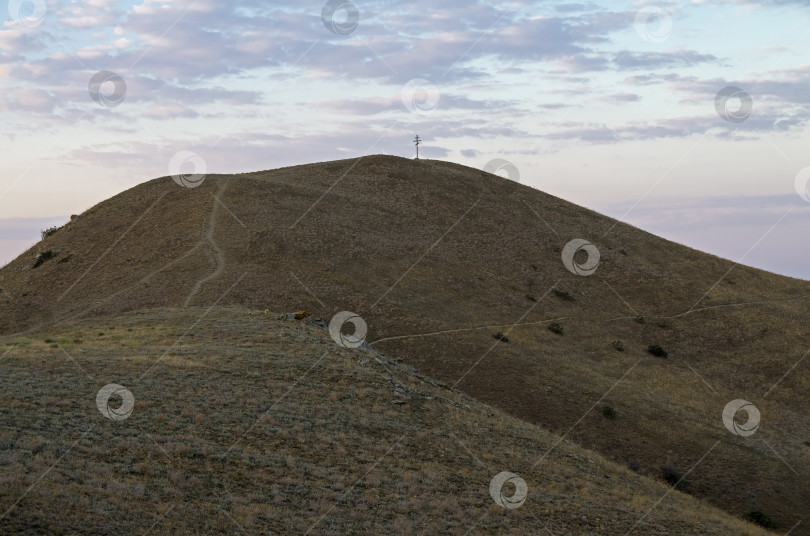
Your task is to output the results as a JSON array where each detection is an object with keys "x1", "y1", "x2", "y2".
[
  {"x1": 634, "y1": 315, "x2": 645, "y2": 324},
  {"x1": 648, "y1": 345, "x2": 668, "y2": 358},
  {"x1": 493, "y1": 332, "x2": 510, "y2": 343},
  {"x1": 552, "y1": 288, "x2": 574, "y2": 302},
  {"x1": 612, "y1": 340, "x2": 624, "y2": 351},
  {"x1": 32, "y1": 250, "x2": 57, "y2": 268},
  {"x1": 525, "y1": 294, "x2": 537, "y2": 302},
  {"x1": 601, "y1": 405, "x2": 617, "y2": 419},
  {"x1": 547, "y1": 322, "x2": 564, "y2": 335},
  {"x1": 660, "y1": 465, "x2": 686, "y2": 489},
  {"x1": 747, "y1": 509, "x2": 776, "y2": 529}
]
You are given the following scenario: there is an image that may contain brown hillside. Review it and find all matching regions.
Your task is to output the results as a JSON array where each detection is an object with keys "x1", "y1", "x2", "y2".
[
  {"x1": 1, "y1": 155, "x2": 808, "y2": 531},
  {"x1": 0, "y1": 308, "x2": 777, "y2": 535}
]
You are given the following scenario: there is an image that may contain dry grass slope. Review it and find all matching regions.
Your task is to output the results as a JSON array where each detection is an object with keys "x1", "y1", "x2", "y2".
[
  {"x1": 0, "y1": 155, "x2": 807, "y2": 532},
  {"x1": 0, "y1": 308, "x2": 778, "y2": 535}
]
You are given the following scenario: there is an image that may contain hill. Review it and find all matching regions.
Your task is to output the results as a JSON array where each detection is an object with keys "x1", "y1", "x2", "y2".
[
  {"x1": 0, "y1": 308, "x2": 776, "y2": 534},
  {"x1": 0, "y1": 155, "x2": 807, "y2": 531}
]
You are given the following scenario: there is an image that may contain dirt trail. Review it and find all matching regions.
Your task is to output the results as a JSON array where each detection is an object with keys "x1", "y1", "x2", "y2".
[
  {"x1": 184, "y1": 179, "x2": 228, "y2": 307},
  {"x1": 371, "y1": 293, "x2": 810, "y2": 346}
]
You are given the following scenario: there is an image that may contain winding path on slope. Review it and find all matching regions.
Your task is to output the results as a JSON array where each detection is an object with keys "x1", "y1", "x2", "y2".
[
  {"x1": 184, "y1": 178, "x2": 228, "y2": 307},
  {"x1": 368, "y1": 293, "x2": 810, "y2": 346}
]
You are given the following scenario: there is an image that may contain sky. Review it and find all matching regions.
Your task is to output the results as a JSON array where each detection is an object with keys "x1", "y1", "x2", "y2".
[{"x1": 1, "y1": 0, "x2": 810, "y2": 279}]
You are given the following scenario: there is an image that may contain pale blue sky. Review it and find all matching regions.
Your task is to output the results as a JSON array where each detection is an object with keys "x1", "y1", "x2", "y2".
[{"x1": 2, "y1": 0, "x2": 810, "y2": 278}]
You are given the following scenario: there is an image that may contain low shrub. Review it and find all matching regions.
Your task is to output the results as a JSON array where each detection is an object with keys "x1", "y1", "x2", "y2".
[
  {"x1": 547, "y1": 322, "x2": 564, "y2": 335},
  {"x1": 552, "y1": 289, "x2": 574, "y2": 302},
  {"x1": 40, "y1": 226, "x2": 62, "y2": 240},
  {"x1": 33, "y1": 250, "x2": 57, "y2": 268},
  {"x1": 493, "y1": 332, "x2": 510, "y2": 343},
  {"x1": 601, "y1": 405, "x2": 617, "y2": 419},
  {"x1": 648, "y1": 345, "x2": 668, "y2": 358},
  {"x1": 660, "y1": 465, "x2": 688, "y2": 491},
  {"x1": 747, "y1": 509, "x2": 776, "y2": 529}
]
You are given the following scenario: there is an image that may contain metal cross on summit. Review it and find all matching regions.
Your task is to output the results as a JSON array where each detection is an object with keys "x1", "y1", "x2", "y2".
[{"x1": 413, "y1": 134, "x2": 421, "y2": 159}]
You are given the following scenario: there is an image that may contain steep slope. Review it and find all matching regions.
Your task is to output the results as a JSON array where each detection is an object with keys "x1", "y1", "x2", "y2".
[
  {"x1": 1, "y1": 155, "x2": 808, "y2": 531},
  {"x1": 0, "y1": 308, "x2": 777, "y2": 535}
]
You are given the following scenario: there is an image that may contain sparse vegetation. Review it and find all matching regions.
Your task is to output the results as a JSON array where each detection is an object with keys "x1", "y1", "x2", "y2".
[
  {"x1": 525, "y1": 294, "x2": 536, "y2": 302},
  {"x1": 553, "y1": 288, "x2": 574, "y2": 301},
  {"x1": 601, "y1": 405, "x2": 617, "y2": 419},
  {"x1": 40, "y1": 225, "x2": 62, "y2": 240},
  {"x1": 493, "y1": 331, "x2": 509, "y2": 343},
  {"x1": 634, "y1": 315, "x2": 645, "y2": 324},
  {"x1": 612, "y1": 340, "x2": 624, "y2": 351},
  {"x1": 547, "y1": 322, "x2": 564, "y2": 335},
  {"x1": 648, "y1": 345, "x2": 668, "y2": 358}
]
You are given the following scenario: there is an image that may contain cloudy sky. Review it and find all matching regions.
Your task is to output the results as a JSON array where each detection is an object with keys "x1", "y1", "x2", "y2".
[{"x1": 2, "y1": 0, "x2": 810, "y2": 279}]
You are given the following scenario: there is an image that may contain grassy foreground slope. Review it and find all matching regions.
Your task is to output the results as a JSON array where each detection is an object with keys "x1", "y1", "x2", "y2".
[{"x1": 0, "y1": 308, "x2": 775, "y2": 535}]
